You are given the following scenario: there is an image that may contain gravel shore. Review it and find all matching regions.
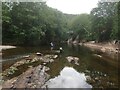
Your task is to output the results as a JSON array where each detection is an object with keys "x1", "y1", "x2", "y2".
[{"x1": 82, "y1": 42, "x2": 119, "y2": 53}]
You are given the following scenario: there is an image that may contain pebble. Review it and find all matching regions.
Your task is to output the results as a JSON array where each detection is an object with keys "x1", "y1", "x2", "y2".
[
  {"x1": 43, "y1": 63, "x2": 46, "y2": 65},
  {"x1": 49, "y1": 59, "x2": 54, "y2": 63},
  {"x1": 66, "y1": 56, "x2": 79, "y2": 65},
  {"x1": 28, "y1": 66, "x2": 33, "y2": 68},
  {"x1": 104, "y1": 74, "x2": 107, "y2": 77},
  {"x1": 10, "y1": 85, "x2": 14, "y2": 89},
  {"x1": 85, "y1": 70, "x2": 90, "y2": 73},
  {"x1": 32, "y1": 85, "x2": 36, "y2": 88},
  {"x1": 45, "y1": 67, "x2": 50, "y2": 72},
  {"x1": 26, "y1": 76, "x2": 31, "y2": 79},
  {"x1": 95, "y1": 77, "x2": 99, "y2": 81},
  {"x1": 100, "y1": 72, "x2": 103, "y2": 76},
  {"x1": 53, "y1": 55, "x2": 58, "y2": 59},
  {"x1": 23, "y1": 55, "x2": 30, "y2": 58},
  {"x1": 75, "y1": 62, "x2": 79, "y2": 66},
  {"x1": 36, "y1": 52, "x2": 43, "y2": 56},
  {"x1": 11, "y1": 80, "x2": 17, "y2": 84},
  {"x1": 86, "y1": 76, "x2": 91, "y2": 81},
  {"x1": 27, "y1": 80, "x2": 31, "y2": 83},
  {"x1": 94, "y1": 71, "x2": 97, "y2": 73}
]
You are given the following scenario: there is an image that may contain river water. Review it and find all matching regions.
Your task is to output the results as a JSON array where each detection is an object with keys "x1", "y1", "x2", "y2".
[{"x1": 2, "y1": 43, "x2": 119, "y2": 88}]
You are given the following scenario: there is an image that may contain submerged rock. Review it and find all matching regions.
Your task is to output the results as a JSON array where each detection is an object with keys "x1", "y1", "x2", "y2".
[
  {"x1": 13, "y1": 60, "x2": 25, "y2": 67},
  {"x1": 42, "y1": 54, "x2": 58, "y2": 63},
  {"x1": 43, "y1": 63, "x2": 47, "y2": 65},
  {"x1": 36, "y1": 52, "x2": 43, "y2": 56},
  {"x1": 93, "y1": 54, "x2": 102, "y2": 58},
  {"x1": 66, "y1": 56, "x2": 79, "y2": 65},
  {"x1": 23, "y1": 55, "x2": 33, "y2": 60},
  {"x1": 86, "y1": 76, "x2": 91, "y2": 81},
  {"x1": 3, "y1": 66, "x2": 18, "y2": 76},
  {"x1": 85, "y1": 70, "x2": 90, "y2": 73},
  {"x1": 42, "y1": 58, "x2": 54, "y2": 63},
  {"x1": 44, "y1": 55, "x2": 58, "y2": 59},
  {"x1": 49, "y1": 59, "x2": 54, "y2": 63},
  {"x1": 23, "y1": 55, "x2": 30, "y2": 58},
  {"x1": 53, "y1": 55, "x2": 58, "y2": 59},
  {"x1": 31, "y1": 57, "x2": 39, "y2": 63}
]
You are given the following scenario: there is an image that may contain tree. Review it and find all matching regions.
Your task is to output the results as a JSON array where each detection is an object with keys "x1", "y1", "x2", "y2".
[
  {"x1": 68, "y1": 14, "x2": 91, "y2": 41},
  {"x1": 90, "y1": 1, "x2": 118, "y2": 42},
  {"x1": 2, "y1": 2, "x2": 69, "y2": 46}
]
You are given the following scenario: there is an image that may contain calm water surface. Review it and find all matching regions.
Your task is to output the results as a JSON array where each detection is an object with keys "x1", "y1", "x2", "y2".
[{"x1": 2, "y1": 44, "x2": 119, "y2": 88}]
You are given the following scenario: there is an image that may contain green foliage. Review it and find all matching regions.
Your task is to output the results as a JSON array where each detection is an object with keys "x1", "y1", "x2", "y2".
[
  {"x1": 111, "y1": 1, "x2": 120, "y2": 40},
  {"x1": 2, "y1": 1, "x2": 119, "y2": 45},
  {"x1": 118, "y1": 2, "x2": 120, "y2": 40},
  {"x1": 2, "y1": 2, "x2": 68, "y2": 46},
  {"x1": 68, "y1": 14, "x2": 91, "y2": 41},
  {"x1": 90, "y1": 1, "x2": 118, "y2": 42}
]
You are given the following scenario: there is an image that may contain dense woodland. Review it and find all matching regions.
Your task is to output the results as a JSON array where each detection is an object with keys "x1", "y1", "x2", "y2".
[{"x1": 2, "y1": 1, "x2": 120, "y2": 46}]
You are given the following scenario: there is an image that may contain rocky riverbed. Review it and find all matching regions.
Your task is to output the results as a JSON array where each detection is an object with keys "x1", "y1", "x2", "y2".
[
  {"x1": 1, "y1": 53, "x2": 59, "y2": 89},
  {"x1": 1, "y1": 52, "x2": 83, "y2": 89},
  {"x1": 2, "y1": 65, "x2": 50, "y2": 88}
]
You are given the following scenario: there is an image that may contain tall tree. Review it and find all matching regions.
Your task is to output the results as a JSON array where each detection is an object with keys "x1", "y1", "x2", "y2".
[
  {"x1": 90, "y1": 1, "x2": 118, "y2": 42},
  {"x1": 68, "y1": 14, "x2": 91, "y2": 41}
]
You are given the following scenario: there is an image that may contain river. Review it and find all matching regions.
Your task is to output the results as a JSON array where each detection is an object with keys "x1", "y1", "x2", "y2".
[{"x1": 2, "y1": 43, "x2": 119, "y2": 88}]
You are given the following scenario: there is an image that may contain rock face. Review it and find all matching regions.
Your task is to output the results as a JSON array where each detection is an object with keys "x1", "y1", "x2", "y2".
[
  {"x1": 66, "y1": 56, "x2": 79, "y2": 65},
  {"x1": 2, "y1": 65, "x2": 50, "y2": 88}
]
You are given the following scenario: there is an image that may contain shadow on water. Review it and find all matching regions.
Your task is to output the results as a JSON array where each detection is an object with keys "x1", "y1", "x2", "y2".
[{"x1": 2, "y1": 43, "x2": 119, "y2": 88}]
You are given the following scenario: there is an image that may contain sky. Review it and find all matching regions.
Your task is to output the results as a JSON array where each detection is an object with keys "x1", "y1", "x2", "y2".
[{"x1": 46, "y1": 0, "x2": 99, "y2": 14}]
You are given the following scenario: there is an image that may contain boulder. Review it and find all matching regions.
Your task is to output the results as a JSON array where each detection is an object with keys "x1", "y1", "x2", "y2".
[
  {"x1": 93, "y1": 54, "x2": 102, "y2": 58},
  {"x1": 66, "y1": 56, "x2": 79, "y2": 65},
  {"x1": 53, "y1": 55, "x2": 58, "y2": 59},
  {"x1": 44, "y1": 55, "x2": 58, "y2": 59},
  {"x1": 36, "y1": 52, "x2": 43, "y2": 56},
  {"x1": 23, "y1": 55, "x2": 30, "y2": 58}
]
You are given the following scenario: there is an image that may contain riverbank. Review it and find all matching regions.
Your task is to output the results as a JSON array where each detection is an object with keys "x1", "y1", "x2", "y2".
[
  {"x1": 0, "y1": 45, "x2": 16, "y2": 51},
  {"x1": 81, "y1": 41, "x2": 119, "y2": 53},
  {"x1": 0, "y1": 45, "x2": 16, "y2": 56}
]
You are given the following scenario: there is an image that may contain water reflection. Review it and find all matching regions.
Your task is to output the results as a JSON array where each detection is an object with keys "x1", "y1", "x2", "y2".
[{"x1": 45, "y1": 67, "x2": 92, "y2": 88}]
